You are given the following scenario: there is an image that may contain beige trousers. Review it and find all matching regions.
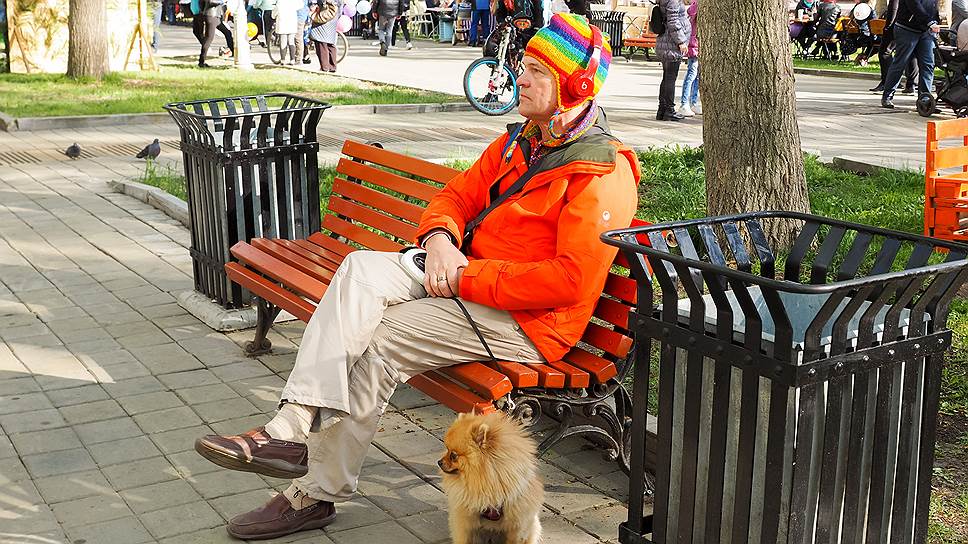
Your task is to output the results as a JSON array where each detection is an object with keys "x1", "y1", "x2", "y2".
[{"x1": 281, "y1": 250, "x2": 544, "y2": 502}]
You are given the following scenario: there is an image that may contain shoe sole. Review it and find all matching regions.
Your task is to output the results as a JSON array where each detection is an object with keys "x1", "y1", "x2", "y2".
[
  {"x1": 226, "y1": 509, "x2": 337, "y2": 540},
  {"x1": 194, "y1": 438, "x2": 308, "y2": 479}
]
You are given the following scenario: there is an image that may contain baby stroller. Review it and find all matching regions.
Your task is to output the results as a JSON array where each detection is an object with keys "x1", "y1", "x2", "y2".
[{"x1": 923, "y1": 37, "x2": 968, "y2": 118}]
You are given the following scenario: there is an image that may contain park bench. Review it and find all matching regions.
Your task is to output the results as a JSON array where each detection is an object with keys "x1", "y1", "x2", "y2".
[
  {"x1": 925, "y1": 118, "x2": 968, "y2": 242},
  {"x1": 224, "y1": 139, "x2": 651, "y2": 470},
  {"x1": 621, "y1": 30, "x2": 658, "y2": 61}
]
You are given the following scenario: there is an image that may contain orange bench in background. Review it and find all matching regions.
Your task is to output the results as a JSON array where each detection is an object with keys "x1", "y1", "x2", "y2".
[
  {"x1": 622, "y1": 30, "x2": 658, "y2": 61},
  {"x1": 926, "y1": 118, "x2": 968, "y2": 242},
  {"x1": 224, "y1": 139, "x2": 653, "y2": 471}
]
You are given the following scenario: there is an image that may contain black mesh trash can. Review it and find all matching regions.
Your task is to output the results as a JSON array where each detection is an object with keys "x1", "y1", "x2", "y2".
[
  {"x1": 165, "y1": 94, "x2": 330, "y2": 308},
  {"x1": 603, "y1": 211, "x2": 968, "y2": 544},
  {"x1": 589, "y1": 10, "x2": 625, "y2": 57}
]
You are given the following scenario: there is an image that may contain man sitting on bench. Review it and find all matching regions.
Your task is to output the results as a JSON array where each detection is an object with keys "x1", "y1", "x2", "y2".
[{"x1": 194, "y1": 13, "x2": 640, "y2": 540}]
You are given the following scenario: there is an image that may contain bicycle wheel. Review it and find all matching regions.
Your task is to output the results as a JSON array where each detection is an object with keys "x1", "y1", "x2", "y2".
[
  {"x1": 463, "y1": 57, "x2": 519, "y2": 116},
  {"x1": 335, "y1": 32, "x2": 349, "y2": 64},
  {"x1": 267, "y1": 29, "x2": 283, "y2": 64}
]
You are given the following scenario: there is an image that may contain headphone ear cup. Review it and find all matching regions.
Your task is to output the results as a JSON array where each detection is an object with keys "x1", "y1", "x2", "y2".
[{"x1": 568, "y1": 73, "x2": 593, "y2": 99}]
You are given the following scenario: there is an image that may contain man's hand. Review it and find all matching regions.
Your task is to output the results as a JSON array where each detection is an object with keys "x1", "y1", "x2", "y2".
[
  {"x1": 679, "y1": 43, "x2": 688, "y2": 55},
  {"x1": 423, "y1": 233, "x2": 468, "y2": 298},
  {"x1": 931, "y1": 24, "x2": 942, "y2": 34}
]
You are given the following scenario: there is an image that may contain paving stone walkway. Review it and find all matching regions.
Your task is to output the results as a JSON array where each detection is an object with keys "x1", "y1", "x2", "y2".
[{"x1": 0, "y1": 146, "x2": 636, "y2": 543}]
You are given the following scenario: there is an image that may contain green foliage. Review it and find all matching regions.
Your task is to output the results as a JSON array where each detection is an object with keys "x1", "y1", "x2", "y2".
[
  {"x1": 139, "y1": 161, "x2": 186, "y2": 201},
  {"x1": 0, "y1": 66, "x2": 460, "y2": 117}
]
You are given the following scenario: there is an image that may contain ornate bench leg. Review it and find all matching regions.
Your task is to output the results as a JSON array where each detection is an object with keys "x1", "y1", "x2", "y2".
[{"x1": 245, "y1": 298, "x2": 281, "y2": 356}]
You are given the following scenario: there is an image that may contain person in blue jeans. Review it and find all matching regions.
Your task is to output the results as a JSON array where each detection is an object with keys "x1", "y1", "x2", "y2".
[
  {"x1": 881, "y1": 0, "x2": 941, "y2": 109},
  {"x1": 678, "y1": 0, "x2": 700, "y2": 117},
  {"x1": 468, "y1": 0, "x2": 491, "y2": 47},
  {"x1": 152, "y1": 0, "x2": 163, "y2": 51}
]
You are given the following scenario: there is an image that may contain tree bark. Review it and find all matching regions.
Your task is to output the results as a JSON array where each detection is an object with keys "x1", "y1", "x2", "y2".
[
  {"x1": 697, "y1": 0, "x2": 810, "y2": 250},
  {"x1": 67, "y1": 0, "x2": 108, "y2": 80}
]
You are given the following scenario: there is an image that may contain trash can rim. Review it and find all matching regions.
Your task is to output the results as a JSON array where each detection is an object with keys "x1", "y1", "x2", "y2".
[
  {"x1": 601, "y1": 210, "x2": 968, "y2": 295},
  {"x1": 163, "y1": 93, "x2": 332, "y2": 121}
]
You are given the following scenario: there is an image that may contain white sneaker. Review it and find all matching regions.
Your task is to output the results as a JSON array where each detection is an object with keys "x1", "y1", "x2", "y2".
[
  {"x1": 370, "y1": 40, "x2": 381, "y2": 46},
  {"x1": 677, "y1": 104, "x2": 695, "y2": 117},
  {"x1": 406, "y1": 41, "x2": 413, "y2": 50},
  {"x1": 692, "y1": 102, "x2": 702, "y2": 115}
]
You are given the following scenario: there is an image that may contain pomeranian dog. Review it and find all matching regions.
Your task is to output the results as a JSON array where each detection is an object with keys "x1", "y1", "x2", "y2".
[{"x1": 438, "y1": 412, "x2": 544, "y2": 544}]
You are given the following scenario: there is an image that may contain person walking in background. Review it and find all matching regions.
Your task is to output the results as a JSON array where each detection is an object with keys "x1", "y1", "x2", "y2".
[
  {"x1": 193, "y1": 0, "x2": 233, "y2": 67},
  {"x1": 872, "y1": 0, "x2": 918, "y2": 94},
  {"x1": 655, "y1": 0, "x2": 689, "y2": 121},
  {"x1": 391, "y1": 2, "x2": 415, "y2": 49},
  {"x1": 309, "y1": 0, "x2": 342, "y2": 71},
  {"x1": 469, "y1": 0, "x2": 491, "y2": 47},
  {"x1": 275, "y1": 0, "x2": 304, "y2": 64},
  {"x1": 880, "y1": 0, "x2": 940, "y2": 109},
  {"x1": 297, "y1": 0, "x2": 312, "y2": 63},
  {"x1": 152, "y1": 0, "x2": 163, "y2": 51},
  {"x1": 375, "y1": 0, "x2": 406, "y2": 56},
  {"x1": 677, "y1": 0, "x2": 700, "y2": 117}
]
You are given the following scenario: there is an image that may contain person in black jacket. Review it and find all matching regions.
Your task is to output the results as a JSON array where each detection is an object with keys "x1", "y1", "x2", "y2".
[
  {"x1": 881, "y1": 0, "x2": 941, "y2": 108},
  {"x1": 872, "y1": 0, "x2": 918, "y2": 93}
]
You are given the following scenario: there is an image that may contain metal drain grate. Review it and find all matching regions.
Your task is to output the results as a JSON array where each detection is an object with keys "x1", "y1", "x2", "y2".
[{"x1": 0, "y1": 150, "x2": 46, "y2": 165}]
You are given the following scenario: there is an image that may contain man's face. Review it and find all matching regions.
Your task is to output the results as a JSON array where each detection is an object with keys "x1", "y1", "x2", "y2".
[{"x1": 518, "y1": 56, "x2": 558, "y2": 121}]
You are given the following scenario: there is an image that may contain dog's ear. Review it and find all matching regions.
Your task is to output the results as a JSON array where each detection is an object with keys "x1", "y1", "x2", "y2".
[{"x1": 472, "y1": 423, "x2": 489, "y2": 449}]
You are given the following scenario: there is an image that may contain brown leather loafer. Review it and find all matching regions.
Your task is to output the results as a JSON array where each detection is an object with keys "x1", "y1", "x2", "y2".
[
  {"x1": 227, "y1": 493, "x2": 336, "y2": 540},
  {"x1": 195, "y1": 426, "x2": 308, "y2": 479}
]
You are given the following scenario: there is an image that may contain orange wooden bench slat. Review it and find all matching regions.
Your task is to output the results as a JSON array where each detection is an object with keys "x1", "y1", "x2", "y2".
[
  {"x1": 929, "y1": 118, "x2": 968, "y2": 140},
  {"x1": 328, "y1": 196, "x2": 419, "y2": 242},
  {"x1": 407, "y1": 372, "x2": 496, "y2": 414},
  {"x1": 225, "y1": 263, "x2": 316, "y2": 322},
  {"x1": 489, "y1": 361, "x2": 539, "y2": 388},
  {"x1": 546, "y1": 359, "x2": 590, "y2": 388},
  {"x1": 533, "y1": 364, "x2": 566, "y2": 388},
  {"x1": 439, "y1": 362, "x2": 513, "y2": 400},
  {"x1": 305, "y1": 232, "x2": 357, "y2": 259},
  {"x1": 276, "y1": 239, "x2": 342, "y2": 273},
  {"x1": 321, "y1": 214, "x2": 405, "y2": 253},
  {"x1": 931, "y1": 146, "x2": 968, "y2": 171},
  {"x1": 342, "y1": 140, "x2": 459, "y2": 185},
  {"x1": 336, "y1": 157, "x2": 442, "y2": 202},
  {"x1": 332, "y1": 177, "x2": 427, "y2": 225},
  {"x1": 593, "y1": 296, "x2": 631, "y2": 330},
  {"x1": 231, "y1": 242, "x2": 327, "y2": 301},
  {"x1": 562, "y1": 347, "x2": 619, "y2": 384},
  {"x1": 603, "y1": 272, "x2": 637, "y2": 304},
  {"x1": 250, "y1": 238, "x2": 336, "y2": 285},
  {"x1": 582, "y1": 322, "x2": 634, "y2": 359}
]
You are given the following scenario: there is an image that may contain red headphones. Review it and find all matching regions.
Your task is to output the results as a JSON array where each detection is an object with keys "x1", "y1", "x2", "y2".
[{"x1": 564, "y1": 24, "x2": 604, "y2": 101}]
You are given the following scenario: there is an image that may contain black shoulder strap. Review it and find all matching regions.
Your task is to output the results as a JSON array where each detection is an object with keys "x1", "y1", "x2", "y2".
[{"x1": 462, "y1": 155, "x2": 545, "y2": 248}]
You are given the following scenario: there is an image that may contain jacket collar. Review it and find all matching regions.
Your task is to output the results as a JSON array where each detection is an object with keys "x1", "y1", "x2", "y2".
[{"x1": 494, "y1": 107, "x2": 621, "y2": 187}]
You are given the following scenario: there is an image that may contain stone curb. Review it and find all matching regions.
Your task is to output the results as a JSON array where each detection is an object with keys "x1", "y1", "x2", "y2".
[
  {"x1": 0, "y1": 102, "x2": 472, "y2": 132},
  {"x1": 109, "y1": 179, "x2": 191, "y2": 228},
  {"x1": 793, "y1": 67, "x2": 879, "y2": 81}
]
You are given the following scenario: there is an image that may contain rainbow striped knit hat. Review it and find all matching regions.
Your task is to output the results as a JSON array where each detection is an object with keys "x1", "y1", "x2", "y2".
[{"x1": 524, "y1": 13, "x2": 612, "y2": 113}]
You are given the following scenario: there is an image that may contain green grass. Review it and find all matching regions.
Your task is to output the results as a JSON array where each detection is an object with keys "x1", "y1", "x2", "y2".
[
  {"x1": 0, "y1": 65, "x2": 460, "y2": 118},
  {"x1": 139, "y1": 162, "x2": 187, "y2": 201},
  {"x1": 793, "y1": 56, "x2": 882, "y2": 74}
]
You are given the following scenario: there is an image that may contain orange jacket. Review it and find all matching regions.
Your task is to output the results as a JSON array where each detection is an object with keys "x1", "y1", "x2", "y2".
[{"x1": 415, "y1": 116, "x2": 640, "y2": 362}]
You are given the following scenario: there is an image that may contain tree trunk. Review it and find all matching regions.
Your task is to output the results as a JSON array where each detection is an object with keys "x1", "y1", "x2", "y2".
[
  {"x1": 67, "y1": 0, "x2": 108, "y2": 80},
  {"x1": 697, "y1": 0, "x2": 809, "y2": 250}
]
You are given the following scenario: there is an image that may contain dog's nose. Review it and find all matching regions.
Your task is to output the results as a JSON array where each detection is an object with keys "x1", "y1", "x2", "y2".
[{"x1": 437, "y1": 459, "x2": 444, "y2": 469}]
